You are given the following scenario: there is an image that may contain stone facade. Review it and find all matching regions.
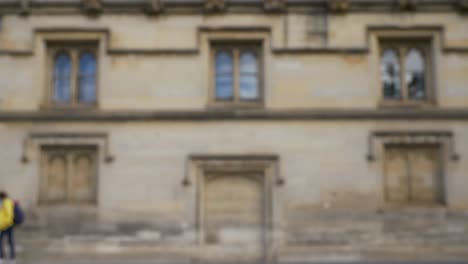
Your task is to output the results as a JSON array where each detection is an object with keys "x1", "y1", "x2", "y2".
[{"x1": 1, "y1": 0, "x2": 468, "y2": 262}]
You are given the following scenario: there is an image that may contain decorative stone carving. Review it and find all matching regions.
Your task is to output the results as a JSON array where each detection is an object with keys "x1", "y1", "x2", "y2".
[
  {"x1": 329, "y1": 0, "x2": 349, "y2": 13},
  {"x1": 82, "y1": 0, "x2": 102, "y2": 14},
  {"x1": 398, "y1": 0, "x2": 418, "y2": 11},
  {"x1": 145, "y1": 0, "x2": 164, "y2": 14},
  {"x1": 204, "y1": 0, "x2": 225, "y2": 13},
  {"x1": 19, "y1": 0, "x2": 30, "y2": 15},
  {"x1": 264, "y1": 0, "x2": 285, "y2": 12},
  {"x1": 458, "y1": 0, "x2": 468, "y2": 11}
]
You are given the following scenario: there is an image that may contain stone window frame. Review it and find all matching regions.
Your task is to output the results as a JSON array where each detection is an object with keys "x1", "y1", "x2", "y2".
[
  {"x1": 183, "y1": 155, "x2": 283, "y2": 262},
  {"x1": 374, "y1": 30, "x2": 438, "y2": 108},
  {"x1": 202, "y1": 30, "x2": 269, "y2": 110},
  {"x1": 37, "y1": 31, "x2": 104, "y2": 110},
  {"x1": 379, "y1": 40, "x2": 432, "y2": 102},
  {"x1": 210, "y1": 42, "x2": 264, "y2": 108},
  {"x1": 367, "y1": 131, "x2": 459, "y2": 210},
  {"x1": 46, "y1": 42, "x2": 99, "y2": 109}
]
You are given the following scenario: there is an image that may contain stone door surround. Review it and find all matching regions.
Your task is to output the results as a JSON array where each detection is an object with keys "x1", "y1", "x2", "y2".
[{"x1": 186, "y1": 155, "x2": 281, "y2": 262}]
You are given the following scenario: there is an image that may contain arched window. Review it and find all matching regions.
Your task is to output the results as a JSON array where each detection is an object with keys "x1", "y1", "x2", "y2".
[
  {"x1": 405, "y1": 48, "x2": 426, "y2": 100},
  {"x1": 379, "y1": 41, "x2": 431, "y2": 103},
  {"x1": 53, "y1": 52, "x2": 72, "y2": 104},
  {"x1": 380, "y1": 49, "x2": 401, "y2": 99},
  {"x1": 212, "y1": 45, "x2": 262, "y2": 106},
  {"x1": 48, "y1": 45, "x2": 98, "y2": 107},
  {"x1": 78, "y1": 52, "x2": 97, "y2": 104},
  {"x1": 239, "y1": 51, "x2": 259, "y2": 100},
  {"x1": 215, "y1": 50, "x2": 234, "y2": 100}
]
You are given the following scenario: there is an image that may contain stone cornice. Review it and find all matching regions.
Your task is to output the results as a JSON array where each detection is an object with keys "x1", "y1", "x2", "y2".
[
  {"x1": 0, "y1": 0, "x2": 466, "y2": 15},
  {"x1": 1, "y1": 109, "x2": 468, "y2": 121},
  {"x1": 1, "y1": 25, "x2": 468, "y2": 57}
]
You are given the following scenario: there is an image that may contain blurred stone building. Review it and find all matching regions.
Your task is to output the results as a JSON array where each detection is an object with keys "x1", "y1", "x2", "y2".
[{"x1": 1, "y1": 0, "x2": 468, "y2": 262}]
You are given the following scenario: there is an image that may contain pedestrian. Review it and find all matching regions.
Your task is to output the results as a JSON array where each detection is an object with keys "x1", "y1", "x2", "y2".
[{"x1": 0, "y1": 191, "x2": 15, "y2": 264}]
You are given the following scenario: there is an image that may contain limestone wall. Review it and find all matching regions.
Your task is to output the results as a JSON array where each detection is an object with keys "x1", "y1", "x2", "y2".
[
  {"x1": 1, "y1": 120, "x2": 467, "y2": 216},
  {"x1": 0, "y1": 120, "x2": 468, "y2": 260},
  {"x1": 0, "y1": 12, "x2": 467, "y2": 110},
  {"x1": 1, "y1": 8, "x2": 468, "y2": 261}
]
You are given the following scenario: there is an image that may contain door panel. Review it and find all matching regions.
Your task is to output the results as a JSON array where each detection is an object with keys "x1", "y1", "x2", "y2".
[
  {"x1": 384, "y1": 147, "x2": 409, "y2": 203},
  {"x1": 203, "y1": 172, "x2": 264, "y2": 261},
  {"x1": 407, "y1": 146, "x2": 441, "y2": 203},
  {"x1": 43, "y1": 152, "x2": 68, "y2": 202},
  {"x1": 384, "y1": 145, "x2": 443, "y2": 205},
  {"x1": 69, "y1": 149, "x2": 97, "y2": 203}
]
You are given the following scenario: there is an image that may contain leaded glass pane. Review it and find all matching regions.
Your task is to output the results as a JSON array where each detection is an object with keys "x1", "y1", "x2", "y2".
[
  {"x1": 215, "y1": 51, "x2": 233, "y2": 100},
  {"x1": 405, "y1": 48, "x2": 426, "y2": 100},
  {"x1": 239, "y1": 51, "x2": 259, "y2": 100},
  {"x1": 240, "y1": 51, "x2": 258, "y2": 74},
  {"x1": 53, "y1": 52, "x2": 72, "y2": 103},
  {"x1": 381, "y1": 49, "x2": 401, "y2": 100},
  {"x1": 78, "y1": 52, "x2": 97, "y2": 104},
  {"x1": 240, "y1": 75, "x2": 259, "y2": 100},
  {"x1": 215, "y1": 75, "x2": 234, "y2": 100}
]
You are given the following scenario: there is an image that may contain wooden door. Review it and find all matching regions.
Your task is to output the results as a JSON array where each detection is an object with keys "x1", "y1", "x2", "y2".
[
  {"x1": 40, "y1": 147, "x2": 68, "y2": 203},
  {"x1": 69, "y1": 147, "x2": 97, "y2": 203},
  {"x1": 407, "y1": 146, "x2": 442, "y2": 203},
  {"x1": 40, "y1": 146, "x2": 97, "y2": 204},
  {"x1": 384, "y1": 146, "x2": 410, "y2": 203},
  {"x1": 203, "y1": 172, "x2": 265, "y2": 262},
  {"x1": 384, "y1": 145, "x2": 443, "y2": 205}
]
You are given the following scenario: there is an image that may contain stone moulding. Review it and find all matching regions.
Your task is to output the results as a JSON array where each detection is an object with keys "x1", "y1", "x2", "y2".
[
  {"x1": 183, "y1": 154, "x2": 283, "y2": 186},
  {"x1": 2, "y1": 109, "x2": 468, "y2": 122},
  {"x1": 185, "y1": 154, "x2": 283, "y2": 263},
  {"x1": 366, "y1": 131, "x2": 460, "y2": 162},
  {"x1": 21, "y1": 132, "x2": 115, "y2": 163},
  {"x1": 0, "y1": 0, "x2": 464, "y2": 14},
  {"x1": 1, "y1": 25, "x2": 468, "y2": 57}
]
